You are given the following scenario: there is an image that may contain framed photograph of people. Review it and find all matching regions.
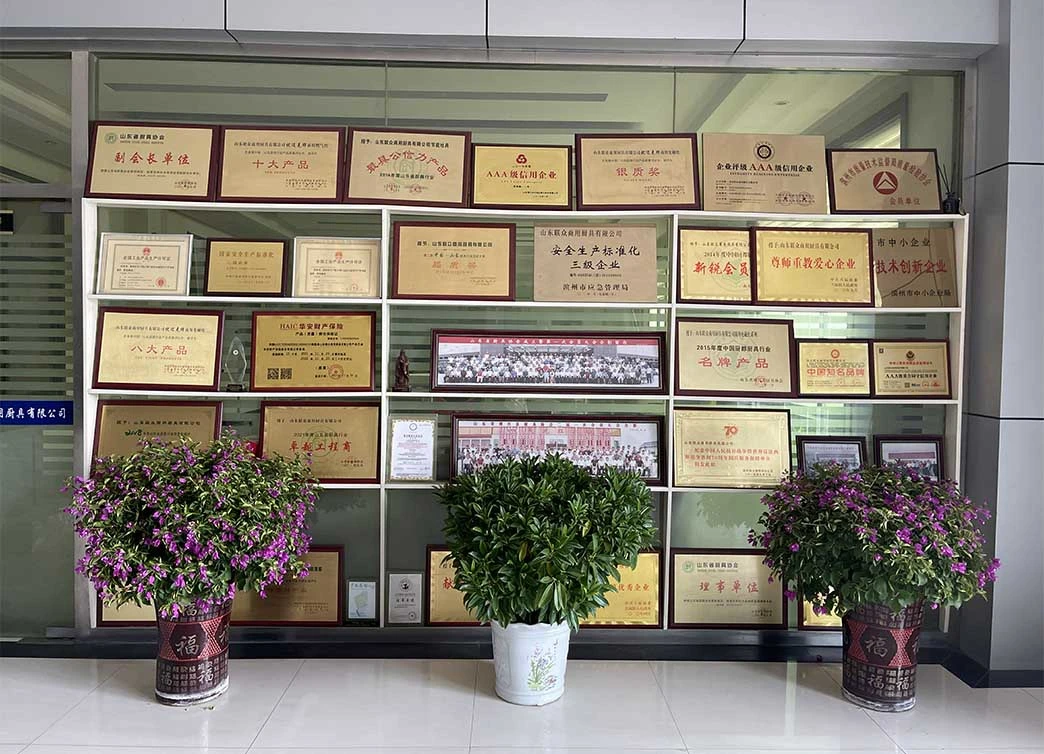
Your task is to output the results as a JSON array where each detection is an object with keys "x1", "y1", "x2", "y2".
[
  {"x1": 796, "y1": 339, "x2": 872, "y2": 398},
  {"x1": 795, "y1": 436, "x2": 867, "y2": 472},
  {"x1": 675, "y1": 317, "x2": 795, "y2": 398},
  {"x1": 668, "y1": 548, "x2": 786, "y2": 629},
  {"x1": 874, "y1": 436, "x2": 944, "y2": 481},
  {"x1": 871, "y1": 340, "x2": 951, "y2": 398},
  {"x1": 203, "y1": 239, "x2": 288, "y2": 296},
  {"x1": 430, "y1": 330, "x2": 666, "y2": 395},
  {"x1": 451, "y1": 414, "x2": 664, "y2": 486},
  {"x1": 96, "y1": 233, "x2": 193, "y2": 296}
]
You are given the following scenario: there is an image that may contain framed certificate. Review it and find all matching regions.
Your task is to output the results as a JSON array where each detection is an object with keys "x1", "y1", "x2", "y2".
[
  {"x1": 796, "y1": 435, "x2": 867, "y2": 472},
  {"x1": 874, "y1": 435, "x2": 944, "y2": 481},
  {"x1": 388, "y1": 572, "x2": 423, "y2": 624},
  {"x1": 259, "y1": 402, "x2": 379, "y2": 483},
  {"x1": 828, "y1": 148, "x2": 943, "y2": 214},
  {"x1": 702, "y1": 133, "x2": 828, "y2": 214},
  {"x1": 86, "y1": 121, "x2": 217, "y2": 200},
  {"x1": 346, "y1": 127, "x2": 470, "y2": 207},
  {"x1": 575, "y1": 133, "x2": 700, "y2": 211},
  {"x1": 93, "y1": 400, "x2": 222, "y2": 460},
  {"x1": 96, "y1": 596, "x2": 157, "y2": 626},
  {"x1": 673, "y1": 408, "x2": 791, "y2": 489},
  {"x1": 203, "y1": 239, "x2": 288, "y2": 296},
  {"x1": 231, "y1": 547, "x2": 344, "y2": 626},
  {"x1": 798, "y1": 599, "x2": 843, "y2": 630},
  {"x1": 250, "y1": 311, "x2": 375, "y2": 392},
  {"x1": 675, "y1": 317, "x2": 795, "y2": 398},
  {"x1": 668, "y1": 548, "x2": 785, "y2": 629},
  {"x1": 677, "y1": 227, "x2": 752, "y2": 304},
  {"x1": 533, "y1": 224, "x2": 659, "y2": 303},
  {"x1": 581, "y1": 551, "x2": 662, "y2": 628},
  {"x1": 217, "y1": 126, "x2": 345, "y2": 202},
  {"x1": 872, "y1": 227, "x2": 958, "y2": 307},
  {"x1": 93, "y1": 307, "x2": 223, "y2": 391},
  {"x1": 388, "y1": 414, "x2": 438, "y2": 482},
  {"x1": 96, "y1": 233, "x2": 193, "y2": 296},
  {"x1": 431, "y1": 330, "x2": 666, "y2": 395},
  {"x1": 392, "y1": 222, "x2": 515, "y2": 301},
  {"x1": 470, "y1": 143, "x2": 572, "y2": 210},
  {"x1": 292, "y1": 237, "x2": 380, "y2": 299},
  {"x1": 871, "y1": 340, "x2": 951, "y2": 398},
  {"x1": 426, "y1": 546, "x2": 482, "y2": 626},
  {"x1": 752, "y1": 228, "x2": 874, "y2": 306},
  {"x1": 796, "y1": 339, "x2": 872, "y2": 397}
]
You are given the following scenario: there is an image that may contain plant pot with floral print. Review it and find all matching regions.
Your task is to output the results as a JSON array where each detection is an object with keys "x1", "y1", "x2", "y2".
[
  {"x1": 439, "y1": 455, "x2": 655, "y2": 706},
  {"x1": 66, "y1": 431, "x2": 318, "y2": 706},
  {"x1": 752, "y1": 463, "x2": 999, "y2": 712}
]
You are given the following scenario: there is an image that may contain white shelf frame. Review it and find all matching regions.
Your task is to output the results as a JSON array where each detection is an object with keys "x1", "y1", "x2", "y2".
[{"x1": 80, "y1": 199, "x2": 969, "y2": 632}]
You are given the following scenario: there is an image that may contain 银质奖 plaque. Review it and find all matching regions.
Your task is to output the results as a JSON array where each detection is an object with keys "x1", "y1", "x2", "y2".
[
  {"x1": 217, "y1": 126, "x2": 344, "y2": 202},
  {"x1": 796, "y1": 340, "x2": 872, "y2": 397},
  {"x1": 677, "y1": 228, "x2": 752, "y2": 304},
  {"x1": 471, "y1": 144, "x2": 571, "y2": 210},
  {"x1": 581, "y1": 551, "x2": 662, "y2": 627},
  {"x1": 872, "y1": 227, "x2": 958, "y2": 307},
  {"x1": 426, "y1": 547, "x2": 481, "y2": 626},
  {"x1": 392, "y1": 222, "x2": 515, "y2": 301},
  {"x1": 828, "y1": 149, "x2": 942, "y2": 213},
  {"x1": 533, "y1": 224, "x2": 658, "y2": 303},
  {"x1": 871, "y1": 340, "x2": 950, "y2": 398},
  {"x1": 669, "y1": 548, "x2": 785, "y2": 628},
  {"x1": 231, "y1": 547, "x2": 343, "y2": 625},
  {"x1": 575, "y1": 133, "x2": 700, "y2": 210},
  {"x1": 96, "y1": 233, "x2": 193, "y2": 296},
  {"x1": 675, "y1": 317, "x2": 794, "y2": 397},
  {"x1": 673, "y1": 408, "x2": 791, "y2": 489},
  {"x1": 292, "y1": 237, "x2": 380, "y2": 299},
  {"x1": 204, "y1": 239, "x2": 288, "y2": 296},
  {"x1": 93, "y1": 400, "x2": 221, "y2": 460},
  {"x1": 259, "y1": 402, "x2": 379, "y2": 483},
  {"x1": 753, "y1": 228, "x2": 874, "y2": 306},
  {"x1": 346, "y1": 128, "x2": 470, "y2": 207}
]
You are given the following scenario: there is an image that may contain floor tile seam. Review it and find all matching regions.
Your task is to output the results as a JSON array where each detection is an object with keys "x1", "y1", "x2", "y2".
[
  {"x1": 245, "y1": 658, "x2": 306, "y2": 752},
  {"x1": 467, "y1": 659, "x2": 480, "y2": 750},
  {"x1": 1020, "y1": 687, "x2": 1044, "y2": 703},
  {"x1": 817, "y1": 663, "x2": 844, "y2": 690},
  {"x1": 860, "y1": 704, "x2": 907, "y2": 753},
  {"x1": 643, "y1": 659, "x2": 688, "y2": 748}
]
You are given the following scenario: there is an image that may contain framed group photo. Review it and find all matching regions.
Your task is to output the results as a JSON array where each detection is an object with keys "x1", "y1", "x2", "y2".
[
  {"x1": 795, "y1": 435, "x2": 867, "y2": 472},
  {"x1": 874, "y1": 435, "x2": 944, "y2": 481}
]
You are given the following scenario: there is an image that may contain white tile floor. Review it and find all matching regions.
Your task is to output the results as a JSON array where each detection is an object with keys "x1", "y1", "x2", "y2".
[{"x1": 0, "y1": 658, "x2": 1041, "y2": 753}]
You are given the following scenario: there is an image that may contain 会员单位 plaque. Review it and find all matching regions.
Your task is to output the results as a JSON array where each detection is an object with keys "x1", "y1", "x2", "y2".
[{"x1": 828, "y1": 149, "x2": 943, "y2": 213}]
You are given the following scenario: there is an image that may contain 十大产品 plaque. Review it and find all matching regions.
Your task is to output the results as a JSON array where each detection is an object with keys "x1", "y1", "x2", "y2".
[
  {"x1": 673, "y1": 408, "x2": 791, "y2": 488},
  {"x1": 93, "y1": 400, "x2": 221, "y2": 460},
  {"x1": 346, "y1": 128, "x2": 470, "y2": 206},
  {"x1": 575, "y1": 133, "x2": 700, "y2": 210},
  {"x1": 217, "y1": 126, "x2": 344, "y2": 202},
  {"x1": 392, "y1": 222, "x2": 515, "y2": 300},
  {"x1": 828, "y1": 149, "x2": 942, "y2": 213},
  {"x1": 753, "y1": 228, "x2": 874, "y2": 306},
  {"x1": 871, "y1": 340, "x2": 950, "y2": 398},
  {"x1": 677, "y1": 228, "x2": 752, "y2": 304},
  {"x1": 292, "y1": 237, "x2": 380, "y2": 299},
  {"x1": 796, "y1": 340, "x2": 871, "y2": 397},
  {"x1": 204, "y1": 239, "x2": 288, "y2": 296},
  {"x1": 676, "y1": 318, "x2": 794, "y2": 397},
  {"x1": 96, "y1": 233, "x2": 193, "y2": 296},
  {"x1": 259, "y1": 402, "x2": 379, "y2": 483},
  {"x1": 471, "y1": 144, "x2": 571, "y2": 210},
  {"x1": 533, "y1": 224, "x2": 658, "y2": 303},
  {"x1": 669, "y1": 549, "x2": 785, "y2": 628},
  {"x1": 250, "y1": 311, "x2": 375, "y2": 391}
]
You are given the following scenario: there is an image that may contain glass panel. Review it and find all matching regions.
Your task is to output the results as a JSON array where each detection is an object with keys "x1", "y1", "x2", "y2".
[{"x1": 0, "y1": 56, "x2": 72, "y2": 184}]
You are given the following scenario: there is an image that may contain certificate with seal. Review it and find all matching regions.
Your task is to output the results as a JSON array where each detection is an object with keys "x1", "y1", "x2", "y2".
[
  {"x1": 86, "y1": 121, "x2": 217, "y2": 200},
  {"x1": 669, "y1": 549, "x2": 785, "y2": 628},
  {"x1": 426, "y1": 547, "x2": 481, "y2": 626},
  {"x1": 673, "y1": 408, "x2": 791, "y2": 489},
  {"x1": 392, "y1": 222, "x2": 515, "y2": 300},
  {"x1": 204, "y1": 239, "x2": 287, "y2": 296},
  {"x1": 93, "y1": 307, "x2": 223, "y2": 391},
  {"x1": 259, "y1": 402, "x2": 379, "y2": 483},
  {"x1": 675, "y1": 318, "x2": 795, "y2": 397},
  {"x1": 828, "y1": 148, "x2": 943, "y2": 213},
  {"x1": 753, "y1": 228, "x2": 874, "y2": 306},
  {"x1": 471, "y1": 144, "x2": 571, "y2": 210},
  {"x1": 388, "y1": 415, "x2": 437, "y2": 482},
  {"x1": 873, "y1": 227, "x2": 958, "y2": 307},
  {"x1": 796, "y1": 340, "x2": 872, "y2": 397},
  {"x1": 533, "y1": 224, "x2": 658, "y2": 303},
  {"x1": 217, "y1": 126, "x2": 344, "y2": 202},
  {"x1": 93, "y1": 400, "x2": 221, "y2": 460},
  {"x1": 575, "y1": 133, "x2": 700, "y2": 210},
  {"x1": 581, "y1": 551, "x2": 661, "y2": 627},
  {"x1": 96, "y1": 233, "x2": 193, "y2": 296},
  {"x1": 292, "y1": 237, "x2": 380, "y2": 298},
  {"x1": 871, "y1": 340, "x2": 951, "y2": 398},
  {"x1": 677, "y1": 228, "x2": 752, "y2": 303},
  {"x1": 346, "y1": 127, "x2": 470, "y2": 207},
  {"x1": 231, "y1": 547, "x2": 343, "y2": 626}
]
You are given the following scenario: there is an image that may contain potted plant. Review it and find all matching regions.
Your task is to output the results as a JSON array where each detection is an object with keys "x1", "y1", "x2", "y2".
[
  {"x1": 751, "y1": 462, "x2": 999, "y2": 712},
  {"x1": 439, "y1": 454, "x2": 656, "y2": 706},
  {"x1": 66, "y1": 430, "x2": 318, "y2": 706}
]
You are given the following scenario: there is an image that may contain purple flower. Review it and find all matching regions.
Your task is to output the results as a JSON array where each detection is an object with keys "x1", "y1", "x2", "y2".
[{"x1": 789, "y1": 543, "x2": 800, "y2": 552}]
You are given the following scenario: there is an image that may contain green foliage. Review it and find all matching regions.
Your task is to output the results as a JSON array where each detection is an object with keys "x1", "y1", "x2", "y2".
[{"x1": 438, "y1": 454, "x2": 656, "y2": 630}]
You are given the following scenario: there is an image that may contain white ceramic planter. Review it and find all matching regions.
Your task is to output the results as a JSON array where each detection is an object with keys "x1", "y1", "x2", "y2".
[{"x1": 491, "y1": 620, "x2": 571, "y2": 706}]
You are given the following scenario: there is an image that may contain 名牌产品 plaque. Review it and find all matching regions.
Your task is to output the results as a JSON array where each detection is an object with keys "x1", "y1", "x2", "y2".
[
  {"x1": 673, "y1": 408, "x2": 791, "y2": 488},
  {"x1": 753, "y1": 228, "x2": 874, "y2": 306},
  {"x1": 292, "y1": 237, "x2": 380, "y2": 299},
  {"x1": 669, "y1": 549, "x2": 785, "y2": 628},
  {"x1": 581, "y1": 551, "x2": 661, "y2": 627},
  {"x1": 392, "y1": 222, "x2": 515, "y2": 300},
  {"x1": 346, "y1": 128, "x2": 470, "y2": 206},
  {"x1": 677, "y1": 228, "x2": 752, "y2": 304},
  {"x1": 259, "y1": 402, "x2": 379, "y2": 483},
  {"x1": 250, "y1": 311, "x2": 375, "y2": 391},
  {"x1": 828, "y1": 149, "x2": 942, "y2": 213},
  {"x1": 871, "y1": 340, "x2": 950, "y2": 398},
  {"x1": 96, "y1": 233, "x2": 193, "y2": 296},
  {"x1": 388, "y1": 415, "x2": 437, "y2": 482},
  {"x1": 426, "y1": 547, "x2": 481, "y2": 626},
  {"x1": 204, "y1": 239, "x2": 287, "y2": 296},
  {"x1": 471, "y1": 144, "x2": 571, "y2": 210},
  {"x1": 231, "y1": 547, "x2": 343, "y2": 625},
  {"x1": 217, "y1": 126, "x2": 344, "y2": 202},
  {"x1": 575, "y1": 133, "x2": 700, "y2": 210},
  {"x1": 93, "y1": 400, "x2": 221, "y2": 460},
  {"x1": 676, "y1": 317, "x2": 794, "y2": 397},
  {"x1": 533, "y1": 224, "x2": 658, "y2": 302},
  {"x1": 796, "y1": 340, "x2": 872, "y2": 397},
  {"x1": 872, "y1": 227, "x2": 958, "y2": 307}
]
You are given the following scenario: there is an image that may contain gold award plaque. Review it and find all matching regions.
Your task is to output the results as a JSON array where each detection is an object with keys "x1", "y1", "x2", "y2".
[
  {"x1": 671, "y1": 550, "x2": 784, "y2": 628},
  {"x1": 96, "y1": 233, "x2": 193, "y2": 296},
  {"x1": 676, "y1": 318, "x2": 794, "y2": 397},
  {"x1": 872, "y1": 341, "x2": 950, "y2": 397},
  {"x1": 218, "y1": 127, "x2": 342, "y2": 201},
  {"x1": 98, "y1": 599, "x2": 156, "y2": 625},
  {"x1": 674, "y1": 408, "x2": 791, "y2": 488},
  {"x1": 231, "y1": 549, "x2": 341, "y2": 625},
  {"x1": 678, "y1": 228, "x2": 752, "y2": 303},
  {"x1": 292, "y1": 237, "x2": 380, "y2": 298},
  {"x1": 87, "y1": 123, "x2": 215, "y2": 199},
  {"x1": 800, "y1": 599, "x2": 843, "y2": 629},
  {"x1": 702, "y1": 133, "x2": 828, "y2": 214},
  {"x1": 427, "y1": 549, "x2": 480, "y2": 625},
  {"x1": 873, "y1": 227, "x2": 958, "y2": 307},
  {"x1": 753, "y1": 228, "x2": 873, "y2": 306},
  {"x1": 250, "y1": 312, "x2": 374, "y2": 391},
  {"x1": 533, "y1": 224, "x2": 658, "y2": 302},
  {"x1": 797, "y1": 341, "x2": 871, "y2": 397},
  {"x1": 829, "y1": 149, "x2": 942, "y2": 213},
  {"x1": 472, "y1": 144, "x2": 571, "y2": 209},
  {"x1": 347, "y1": 128, "x2": 469, "y2": 206},
  {"x1": 576, "y1": 134, "x2": 699, "y2": 210},
  {"x1": 393, "y1": 223, "x2": 514, "y2": 300},
  {"x1": 581, "y1": 552, "x2": 661, "y2": 627},
  {"x1": 94, "y1": 402, "x2": 220, "y2": 459},
  {"x1": 260, "y1": 403, "x2": 379, "y2": 482},
  {"x1": 204, "y1": 240, "x2": 287, "y2": 295}
]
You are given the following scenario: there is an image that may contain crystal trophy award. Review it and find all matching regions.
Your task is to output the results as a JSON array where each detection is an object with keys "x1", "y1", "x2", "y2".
[{"x1": 224, "y1": 335, "x2": 248, "y2": 392}]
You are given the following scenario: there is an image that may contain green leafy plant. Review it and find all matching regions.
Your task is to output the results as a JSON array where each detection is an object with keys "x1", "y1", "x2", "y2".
[
  {"x1": 438, "y1": 454, "x2": 656, "y2": 630},
  {"x1": 750, "y1": 463, "x2": 999, "y2": 616}
]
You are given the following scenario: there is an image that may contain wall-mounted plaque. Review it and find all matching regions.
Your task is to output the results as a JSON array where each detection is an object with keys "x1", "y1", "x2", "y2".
[
  {"x1": 673, "y1": 408, "x2": 791, "y2": 489},
  {"x1": 669, "y1": 548, "x2": 785, "y2": 629},
  {"x1": 250, "y1": 311, "x2": 375, "y2": 392},
  {"x1": 93, "y1": 400, "x2": 221, "y2": 460},
  {"x1": 575, "y1": 133, "x2": 700, "y2": 210},
  {"x1": 426, "y1": 546, "x2": 482, "y2": 626},
  {"x1": 471, "y1": 143, "x2": 572, "y2": 210},
  {"x1": 96, "y1": 596, "x2": 156, "y2": 626},
  {"x1": 533, "y1": 224, "x2": 659, "y2": 303},
  {"x1": 431, "y1": 330, "x2": 666, "y2": 395},
  {"x1": 217, "y1": 126, "x2": 344, "y2": 202},
  {"x1": 581, "y1": 551, "x2": 662, "y2": 628},
  {"x1": 204, "y1": 239, "x2": 287, "y2": 296},
  {"x1": 388, "y1": 572, "x2": 423, "y2": 624},
  {"x1": 675, "y1": 317, "x2": 795, "y2": 398},
  {"x1": 827, "y1": 149, "x2": 943, "y2": 214},
  {"x1": 292, "y1": 237, "x2": 380, "y2": 299},
  {"x1": 798, "y1": 599, "x2": 843, "y2": 630},
  {"x1": 259, "y1": 402, "x2": 379, "y2": 483},
  {"x1": 93, "y1": 307, "x2": 223, "y2": 391},
  {"x1": 871, "y1": 340, "x2": 950, "y2": 398},
  {"x1": 392, "y1": 222, "x2": 515, "y2": 301},
  {"x1": 753, "y1": 228, "x2": 874, "y2": 306},
  {"x1": 875, "y1": 435, "x2": 944, "y2": 481},
  {"x1": 796, "y1": 339, "x2": 872, "y2": 397},
  {"x1": 702, "y1": 133, "x2": 828, "y2": 214},
  {"x1": 346, "y1": 127, "x2": 470, "y2": 207},
  {"x1": 872, "y1": 227, "x2": 958, "y2": 307},
  {"x1": 796, "y1": 435, "x2": 867, "y2": 472},
  {"x1": 231, "y1": 547, "x2": 343, "y2": 626},
  {"x1": 347, "y1": 581, "x2": 376, "y2": 621},
  {"x1": 677, "y1": 228, "x2": 752, "y2": 304},
  {"x1": 86, "y1": 121, "x2": 217, "y2": 200},
  {"x1": 388, "y1": 414, "x2": 438, "y2": 482},
  {"x1": 96, "y1": 233, "x2": 193, "y2": 296}
]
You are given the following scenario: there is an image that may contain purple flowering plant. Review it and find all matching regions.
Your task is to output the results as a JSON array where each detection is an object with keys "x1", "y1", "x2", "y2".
[
  {"x1": 749, "y1": 463, "x2": 999, "y2": 615},
  {"x1": 65, "y1": 430, "x2": 318, "y2": 619}
]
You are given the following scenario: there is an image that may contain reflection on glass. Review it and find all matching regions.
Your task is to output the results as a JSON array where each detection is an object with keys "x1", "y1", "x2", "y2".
[{"x1": 0, "y1": 56, "x2": 72, "y2": 183}]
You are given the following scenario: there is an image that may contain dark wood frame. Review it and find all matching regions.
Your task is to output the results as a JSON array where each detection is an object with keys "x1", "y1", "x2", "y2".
[
  {"x1": 674, "y1": 317, "x2": 797, "y2": 398},
  {"x1": 795, "y1": 338, "x2": 873, "y2": 398},
  {"x1": 96, "y1": 231, "x2": 194, "y2": 297},
  {"x1": 430, "y1": 328, "x2": 667, "y2": 395},
  {"x1": 215, "y1": 125, "x2": 346, "y2": 203},
  {"x1": 92, "y1": 307, "x2": 224, "y2": 391},
  {"x1": 203, "y1": 238, "x2": 289, "y2": 296},
  {"x1": 826, "y1": 147, "x2": 944, "y2": 215},
  {"x1": 580, "y1": 549, "x2": 664, "y2": 629},
  {"x1": 425, "y1": 545, "x2": 483, "y2": 627},
  {"x1": 468, "y1": 142, "x2": 573, "y2": 211},
  {"x1": 874, "y1": 435, "x2": 945, "y2": 479},
  {"x1": 249, "y1": 310, "x2": 376, "y2": 392},
  {"x1": 797, "y1": 597, "x2": 843, "y2": 631},
  {"x1": 92, "y1": 399, "x2": 222, "y2": 463},
  {"x1": 870, "y1": 338, "x2": 952, "y2": 399},
  {"x1": 675, "y1": 226, "x2": 754, "y2": 305},
  {"x1": 668, "y1": 548, "x2": 787, "y2": 630},
  {"x1": 672, "y1": 406, "x2": 792, "y2": 489},
  {"x1": 751, "y1": 227, "x2": 875, "y2": 307},
  {"x1": 344, "y1": 127, "x2": 472, "y2": 207},
  {"x1": 795, "y1": 435, "x2": 868, "y2": 472},
  {"x1": 450, "y1": 412, "x2": 666, "y2": 486},
  {"x1": 391, "y1": 221, "x2": 517, "y2": 301},
  {"x1": 574, "y1": 132, "x2": 701, "y2": 211},
  {"x1": 85, "y1": 121, "x2": 219, "y2": 201}
]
